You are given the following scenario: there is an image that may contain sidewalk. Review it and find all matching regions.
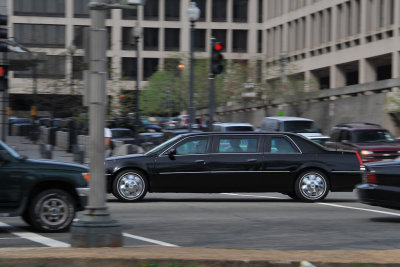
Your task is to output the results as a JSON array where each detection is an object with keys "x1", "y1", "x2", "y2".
[
  {"x1": 5, "y1": 135, "x2": 80, "y2": 164},
  {"x1": 2, "y1": 136, "x2": 400, "y2": 266}
]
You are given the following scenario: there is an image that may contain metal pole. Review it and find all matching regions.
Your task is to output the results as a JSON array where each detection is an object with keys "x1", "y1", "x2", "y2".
[
  {"x1": 189, "y1": 20, "x2": 195, "y2": 132},
  {"x1": 208, "y1": 37, "x2": 215, "y2": 132},
  {"x1": 71, "y1": 0, "x2": 122, "y2": 248},
  {"x1": 134, "y1": 34, "x2": 140, "y2": 145}
]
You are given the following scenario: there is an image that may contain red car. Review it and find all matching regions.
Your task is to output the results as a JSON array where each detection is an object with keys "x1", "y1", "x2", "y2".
[{"x1": 325, "y1": 122, "x2": 400, "y2": 163}]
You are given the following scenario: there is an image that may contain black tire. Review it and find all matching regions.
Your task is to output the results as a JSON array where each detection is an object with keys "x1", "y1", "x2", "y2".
[
  {"x1": 294, "y1": 170, "x2": 329, "y2": 202},
  {"x1": 27, "y1": 189, "x2": 76, "y2": 232},
  {"x1": 113, "y1": 170, "x2": 148, "y2": 202}
]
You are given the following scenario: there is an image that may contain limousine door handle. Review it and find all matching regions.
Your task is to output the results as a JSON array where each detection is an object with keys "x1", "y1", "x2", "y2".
[
  {"x1": 195, "y1": 160, "x2": 206, "y2": 165},
  {"x1": 247, "y1": 159, "x2": 257, "y2": 162}
]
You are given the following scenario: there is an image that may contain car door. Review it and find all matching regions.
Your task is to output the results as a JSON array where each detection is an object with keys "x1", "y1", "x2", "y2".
[
  {"x1": 261, "y1": 135, "x2": 306, "y2": 191},
  {"x1": 153, "y1": 136, "x2": 210, "y2": 191},
  {"x1": 206, "y1": 135, "x2": 264, "y2": 191},
  {"x1": 0, "y1": 150, "x2": 25, "y2": 209}
]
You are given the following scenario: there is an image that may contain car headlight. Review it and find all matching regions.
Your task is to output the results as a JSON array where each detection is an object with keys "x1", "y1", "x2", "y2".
[{"x1": 360, "y1": 150, "x2": 373, "y2": 155}]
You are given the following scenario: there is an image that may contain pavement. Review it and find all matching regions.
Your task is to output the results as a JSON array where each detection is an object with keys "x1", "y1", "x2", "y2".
[{"x1": 2, "y1": 135, "x2": 400, "y2": 267}]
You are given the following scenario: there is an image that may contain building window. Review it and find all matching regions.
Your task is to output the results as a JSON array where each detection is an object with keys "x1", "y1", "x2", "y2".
[
  {"x1": 211, "y1": 29, "x2": 227, "y2": 46},
  {"x1": 197, "y1": 0, "x2": 206, "y2": 22},
  {"x1": 122, "y1": 9, "x2": 137, "y2": 20},
  {"x1": 14, "y1": 0, "x2": 65, "y2": 17},
  {"x1": 165, "y1": 0, "x2": 180, "y2": 21},
  {"x1": 72, "y1": 56, "x2": 84, "y2": 80},
  {"x1": 195, "y1": 29, "x2": 206, "y2": 52},
  {"x1": 144, "y1": 0, "x2": 159, "y2": 20},
  {"x1": 143, "y1": 28, "x2": 159, "y2": 51},
  {"x1": 257, "y1": 30, "x2": 262, "y2": 53},
  {"x1": 143, "y1": 58, "x2": 159, "y2": 80},
  {"x1": 164, "y1": 28, "x2": 180, "y2": 51},
  {"x1": 122, "y1": 27, "x2": 136, "y2": 50},
  {"x1": 212, "y1": 0, "x2": 227, "y2": 22},
  {"x1": 233, "y1": 0, "x2": 248, "y2": 23},
  {"x1": 232, "y1": 30, "x2": 247, "y2": 52},
  {"x1": 73, "y1": 25, "x2": 88, "y2": 49},
  {"x1": 14, "y1": 24, "x2": 65, "y2": 48},
  {"x1": 258, "y1": 0, "x2": 263, "y2": 23},
  {"x1": 122, "y1": 57, "x2": 137, "y2": 80},
  {"x1": 15, "y1": 55, "x2": 66, "y2": 79}
]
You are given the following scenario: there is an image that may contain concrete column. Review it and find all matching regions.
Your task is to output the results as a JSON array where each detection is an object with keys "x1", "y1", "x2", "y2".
[
  {"x1": 383, "y1": 0, "x2": 390, "y2": 27},
  {"x1": 330, "y1": 65, "x2": 346, "y2": 88},
  {"x1": 159, "y1": 0, "x2": 165, "y2": 21},
  {"x1": 359, "y1": 58, "x2": 376, "y2": 83},
  {"x1": 305, "y1": 70, "x2": 318, "y2": 91},
  {"x1": 360, "y1": 0, "x2": 367, "y2": 44},
  {"x1": 350, "y1": 0, "x2": 358, "y2": 36},
  {"x1": 180, "y1": 0, "x2": 190, "y2": 52},
  {"x1": 305, "y1": 14, "x2": 312, "y2": 54},
  {"x1": 206, "y1": 0, "x2": 211, "y2": 22},
  {"x1": 371, "y1": 0, "x2": 378, "y2": 31},
  {"x1": 392, "y1": 52, "x2": 400, "y2": 78},
  {"x1": 331, "y1": 3, "x2": 338, "y2": 49},
  {"x1": 282, "y1": 22, "x2": 288, "y2": 53},
  {"x1": 227, "y1": 0, "x2": 232, "y2": 22},
  {"x1": 247, "y1": 0, "x2": 257, "y2": 55}
]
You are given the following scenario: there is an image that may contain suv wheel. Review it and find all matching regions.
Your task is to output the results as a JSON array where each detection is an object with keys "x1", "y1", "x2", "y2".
[{"x1": 28, "y1": 189, "x2": 76, "y2": 232}]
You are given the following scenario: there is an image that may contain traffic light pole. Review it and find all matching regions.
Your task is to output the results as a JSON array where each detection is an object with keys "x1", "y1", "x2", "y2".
[{"x1": 208, "y1": 37, "x2": 215, "y2": 131}]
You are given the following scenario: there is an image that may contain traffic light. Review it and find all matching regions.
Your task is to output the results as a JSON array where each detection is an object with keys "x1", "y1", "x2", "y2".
[
  {"x1": 0, "y1": 65, "x2": 7, "y2": 91},
  {"x1": 0, "y1": 15, "x2": 7, "y2": 52},
  {"x1": 211, "y1": 41, "x2": 224, "y2": 75}
]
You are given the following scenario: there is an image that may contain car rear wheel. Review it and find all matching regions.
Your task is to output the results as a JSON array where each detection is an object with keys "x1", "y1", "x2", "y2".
[
  {"x1": 28, "y1": 189, "x2": 76, "y2": 232},
  {"x1": 113, "y1": 170, "x2": 148, "y2": 202},
  {"x1": 294, "y1": 170, "x2": 329, "y2": 202}
]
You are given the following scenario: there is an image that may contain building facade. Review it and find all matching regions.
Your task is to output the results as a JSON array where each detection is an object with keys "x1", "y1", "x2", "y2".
[{"x1": 7, "y1": 0, "x2": 400, "y2": 130}]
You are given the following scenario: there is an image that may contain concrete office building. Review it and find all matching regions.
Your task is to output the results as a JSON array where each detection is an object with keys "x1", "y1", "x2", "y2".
[{"x1": 6, "y1": 0, "x2": 400, "y2": 133}]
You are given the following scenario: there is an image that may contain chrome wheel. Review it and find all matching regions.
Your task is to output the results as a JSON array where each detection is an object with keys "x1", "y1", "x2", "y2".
[
  {"x1": 113, "y1": 170, "x2": 148, "y2": 202},
  {"x1": 295, "y1": 170, "x2": 329, "y2": 202}
]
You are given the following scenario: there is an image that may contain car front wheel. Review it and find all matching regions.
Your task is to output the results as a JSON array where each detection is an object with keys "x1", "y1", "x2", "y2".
[
  {"x1": 113, "y1": 170, "x2": 148, "y2": 202},
  {"x1": 28, "y1": 189, "x2": 76, "y2": 232},
  {"x1": 294, "y1": 170, "x2": 329, "y2": 202}
]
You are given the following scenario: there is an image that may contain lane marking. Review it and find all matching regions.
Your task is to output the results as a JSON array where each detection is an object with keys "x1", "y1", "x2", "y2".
[
  {"x1": 220, "y1": 193, "x2": 400, "y2": 217},
  {"x1": 0, "y1": 222, "x2": 70, "y2": 247},
  {"x1": 123, "y1": 233, "x2": 179, "y2": 247}
]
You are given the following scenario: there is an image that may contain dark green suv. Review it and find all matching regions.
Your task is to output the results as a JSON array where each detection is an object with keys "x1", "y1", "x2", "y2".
[{"x1": 0, "y1": 141, "x2": 89, "y2": 232}]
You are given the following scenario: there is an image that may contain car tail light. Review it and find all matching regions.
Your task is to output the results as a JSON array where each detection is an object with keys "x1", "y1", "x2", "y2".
[
  {"x1": 183, "y1": 119, "x2": 188, "y2": 126},
  {"x1": 365, "y1": 171, "x2": 377, "y2": 184}
]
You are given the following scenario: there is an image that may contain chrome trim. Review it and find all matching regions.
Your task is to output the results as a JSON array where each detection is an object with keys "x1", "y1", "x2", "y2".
[
  {"x1": 331, "y1": 171, "x2": 363, "y2": 173},
  {"x1": 159, "y1": 170, "x2": 291, "y2": 175},
  {"x1": 76, "y1": 187, "x2": 89, "y2": 196}
]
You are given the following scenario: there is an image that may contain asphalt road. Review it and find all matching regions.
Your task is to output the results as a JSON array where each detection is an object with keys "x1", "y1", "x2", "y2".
[{"x1": 1, "y1": 191, "x2": 400, "y2": 250}]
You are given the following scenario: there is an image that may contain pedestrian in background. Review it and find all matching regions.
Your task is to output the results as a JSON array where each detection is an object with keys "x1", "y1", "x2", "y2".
[{"x1": 105, "y1": 127, "x2": 112, "y2": 157}]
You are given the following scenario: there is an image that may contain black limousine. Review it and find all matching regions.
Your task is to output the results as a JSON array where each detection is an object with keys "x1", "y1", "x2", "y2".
[{"x1": 105, "y1": 132, "x2": 364, "y2": 202}]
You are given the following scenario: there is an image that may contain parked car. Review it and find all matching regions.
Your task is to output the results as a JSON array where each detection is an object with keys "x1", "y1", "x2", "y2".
[
  {"x1": 105, "y1": 132, "x2": 363, "y2": 203},
  {"x1": 212, "y1": 122, "x2": 256, "y2": 132},
  {"x1": 260, "y1": 116, "x2": 330, "y2": 145},
  {"x1": 357, "y1": 158, "x2": 400, "y2": 210},
  {"x1": 110, "y1": 128, "x2": 136, "y2": 145},
  {"x1": 0, "y1": 140, "x2": 89, "y2": 232},
  {"x1": 177, "y1": 115, "x2": 204, "y2": 129},
  {"x1": 141, "y1": 117, "x2": 162, "y2": 132},
  {"x1": 325, "y1": 122, "x2": 400, "y2": 163}
]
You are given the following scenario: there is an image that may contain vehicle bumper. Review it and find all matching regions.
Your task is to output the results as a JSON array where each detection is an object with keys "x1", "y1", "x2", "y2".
[
  {"x1": 76, "y1": 187, "x2": 89, "y2": 210},
  {"x1": 356, "y1": 183, "x2": 400, "y2": 210}
]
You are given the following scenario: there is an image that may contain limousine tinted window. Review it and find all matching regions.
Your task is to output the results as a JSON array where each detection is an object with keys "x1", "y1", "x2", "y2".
[{"x1": 218, "y1": 138, "x2": 258, "y2": 153}]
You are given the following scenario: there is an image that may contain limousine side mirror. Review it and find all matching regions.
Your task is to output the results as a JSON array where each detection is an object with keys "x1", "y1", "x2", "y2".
[
  {"x1": 341, "y1": 140, "x2": 351, "y2": 145},
  {"x1": 167, "y1": 148, "x2": 176, "y2": 159}
]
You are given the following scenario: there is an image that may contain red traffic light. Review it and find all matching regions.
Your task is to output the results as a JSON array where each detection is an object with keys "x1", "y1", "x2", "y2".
[
  {"x1": 0, "y1": 66, "x2": 5, "y2": 77},
  {"x1": 214, "y1": 42, "x2": 224, "y2": 51}
]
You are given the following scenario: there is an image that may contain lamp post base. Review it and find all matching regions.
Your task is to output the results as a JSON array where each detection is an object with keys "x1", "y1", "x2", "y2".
[{"x1": 70, "y1": 206, "x2": 123, "y2": 248}]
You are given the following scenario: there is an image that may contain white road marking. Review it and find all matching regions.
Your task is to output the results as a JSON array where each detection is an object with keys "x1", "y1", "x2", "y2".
[
  {"x1": 0, "y1": 222, "x2": 70, "y2": 247},
  {"x1": 123, "y1": 233, "x2": 179, "y2": 247},
  {"x1": 220, "y1": 193, "x2": 400, "y2": 216}
]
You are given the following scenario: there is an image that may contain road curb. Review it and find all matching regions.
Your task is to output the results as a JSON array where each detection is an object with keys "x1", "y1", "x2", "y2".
[{"x1": 0, "y1": 247, "x2": 399, "y2": 266}]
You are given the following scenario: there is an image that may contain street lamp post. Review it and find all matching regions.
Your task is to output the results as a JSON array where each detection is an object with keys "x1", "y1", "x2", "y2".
[
  {"x1": 133, "y1": 22, "x2": 142, "y2": 145},
  {"x1": 187, "y1": 2, "x2": 200, "y2": 132},
  {"x1": 67, "y1": 44, "x2": 77, "y2": 94}
]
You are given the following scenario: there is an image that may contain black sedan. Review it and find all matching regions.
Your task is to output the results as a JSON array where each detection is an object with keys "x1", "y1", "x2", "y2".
[
  {"x1": 357, "y1": 158, "x2": 400, "y2": 210},
  {"x1": 105, "y1": 132, "x2": 363, "y2": 202}
]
